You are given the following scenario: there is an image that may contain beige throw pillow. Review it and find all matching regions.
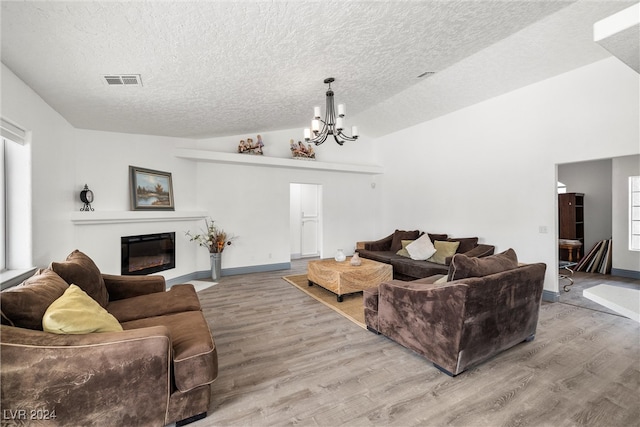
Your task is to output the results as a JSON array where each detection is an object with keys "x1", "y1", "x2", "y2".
[
  {"x1": 427, "y1": 241, "x2": 460, "y2": 265},
  {"x1": 406, "y1": 234, "x2": 437, "y2": 261},
  {"x1": 396, "y1": 240, "x2": 414, "y2": 258},
  {"x1": 43, "y1": 284, "x2": 123, "y2": 334}
]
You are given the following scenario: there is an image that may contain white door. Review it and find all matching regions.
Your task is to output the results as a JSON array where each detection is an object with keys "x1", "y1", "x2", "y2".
[
  {"x1": 300, "y1": 184, "x2": 320, "y2": 257},
  {"x1": 290, "y1": 183, "x2": 321, "y2": 258}
]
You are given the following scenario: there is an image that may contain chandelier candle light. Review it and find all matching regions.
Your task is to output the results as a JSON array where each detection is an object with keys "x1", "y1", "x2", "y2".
[{"x1": 304, "y1": 78, "x2": 358, "y2": 146}]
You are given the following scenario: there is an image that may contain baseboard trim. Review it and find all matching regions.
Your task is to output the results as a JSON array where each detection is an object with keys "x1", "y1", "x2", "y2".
[
  {"x1": 542, "y1": 290, "x2": 560, "y2": 303},
  {"x1": 222, "y1": 262, "x2": 291, "y2": 276},
  {"x1": 611, "y1": 268, "x2": 640, "y2": 280},
  {"x1": 165, "y1": 262, "x2": 291, "y2": 286}
]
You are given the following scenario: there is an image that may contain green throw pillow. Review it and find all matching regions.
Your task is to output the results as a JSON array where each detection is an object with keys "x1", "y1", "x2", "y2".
[
  {"x1": 427, "y1": 241, "x2": 460, "y2": 265},
  {"x1": 396, "y1": 240, "x2": 414, "y2": 258},
  {"x1": 43, "y1": 284, "x2": 122, "y2": 334}
]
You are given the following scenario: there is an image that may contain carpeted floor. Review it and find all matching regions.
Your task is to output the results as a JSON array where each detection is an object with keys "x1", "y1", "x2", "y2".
[{"x1": 282, "y1": 274, "x2": 366, "y2": 329}]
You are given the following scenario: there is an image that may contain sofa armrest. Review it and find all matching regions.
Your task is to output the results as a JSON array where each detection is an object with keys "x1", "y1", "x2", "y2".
[
  {"x1": 359, "y1": 233, "x2": 394, "y2": 251},
  {"x1": 377, "y1": 280, "x2": 468, "y2": 372},
  {"x1": 103, "y1": 273, "x2": 166, "y2": 301},
  {"x1": 1, "y1": 324, "x2": 172, "y2": 426}
]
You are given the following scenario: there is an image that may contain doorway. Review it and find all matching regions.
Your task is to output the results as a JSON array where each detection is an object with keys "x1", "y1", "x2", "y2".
[{"x1": 290, "y1": 183, "x2": 322, "y2": 259}]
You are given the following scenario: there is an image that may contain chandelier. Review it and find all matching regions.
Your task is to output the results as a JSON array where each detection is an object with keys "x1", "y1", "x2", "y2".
[{"x1": 304, "y1": 78, "x2": 358, "y2": 146}]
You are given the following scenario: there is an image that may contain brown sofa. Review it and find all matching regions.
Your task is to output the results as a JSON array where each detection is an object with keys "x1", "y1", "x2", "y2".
[
  {"x1": 0, "y1": 250, "x2": 217, "y2": 426},
  {"x1": 357, "y1": 230, "x2": 495, "y2": 281},
  {"x1": 363, "y1": 249, "x2": 546, "y2": 376}
]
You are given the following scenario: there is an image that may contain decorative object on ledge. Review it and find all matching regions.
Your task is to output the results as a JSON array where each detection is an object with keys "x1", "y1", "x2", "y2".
[
  {"x1": 304, "y1": 77, "x2": 358, "y2": 146},
  {"x1": 129, "y1": 166, "x2": 174, "y2": 211},
  {"x1": 79, "y1": 184, "x2": 94, "y2": 211},
  {"x1": 290, "y1": 139, "x2": 315, "y2": 160},
  {"x1": 238, "y1": 135, "x2": 264, "y2": 155},
  {"x1": 186, "y1": 218, "x2": 236, "y2": 281},
  {"x1": 334, "y1": 249, "x2": 346, "y2": 262},
  {"x1": 173, "y1": 148, "x2": 383, "y2": 175}
]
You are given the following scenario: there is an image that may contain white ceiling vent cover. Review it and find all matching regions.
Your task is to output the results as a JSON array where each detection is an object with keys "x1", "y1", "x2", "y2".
[{"x1": 103, "y1": 74, "x2": 143, "y2": 86}]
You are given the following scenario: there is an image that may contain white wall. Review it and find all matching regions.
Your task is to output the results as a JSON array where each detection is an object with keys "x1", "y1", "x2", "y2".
[
  {"x1": 558, "y1": 158, "x2": 612, "y2": 252},
  {"x1": 612, "y1": 155, "x2": 640, "y2": 275},
  {"x1": 1, "y1": 63, "x2": 380, "y2": 280},
  {"x1": 3, "y1": 56, "x2": 637, "y2": 291},
  {"x1": 1, "y1": 63, "x2": 75, "y2": 267},
  {"x1": 71, "y1": 129, "x2": 201, "y2": 278},
  {"x1": 192, "y1": 129, "x2": 380, "y2": 272},
  {"x1": 374, "y1": 58, "x2": 640, "y2": 293}
]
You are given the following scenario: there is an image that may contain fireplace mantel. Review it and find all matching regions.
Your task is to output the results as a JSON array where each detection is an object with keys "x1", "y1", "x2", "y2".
[{"x1": 70, "y1": 211, "x2": 207, "y2": 225}]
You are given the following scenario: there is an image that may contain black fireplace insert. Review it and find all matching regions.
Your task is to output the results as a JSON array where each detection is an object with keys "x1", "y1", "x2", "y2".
[{"x1": 121, "y1": 232, "x2": 175, "y2": 275}]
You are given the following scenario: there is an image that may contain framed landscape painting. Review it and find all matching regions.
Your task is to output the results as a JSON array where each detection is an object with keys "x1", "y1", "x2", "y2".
[{"x1": 129, "y1": 166, "x2": 175, "y2": 211}]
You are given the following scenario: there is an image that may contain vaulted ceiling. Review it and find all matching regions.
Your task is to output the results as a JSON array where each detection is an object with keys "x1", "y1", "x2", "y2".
[{"x1": 1, "y1": 1, "x2": 636, "y2": 139}]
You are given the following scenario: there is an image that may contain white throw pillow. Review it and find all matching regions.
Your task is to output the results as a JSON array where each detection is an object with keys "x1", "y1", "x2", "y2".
[{"x1": 406, "y1": 234, "x2": 437, "y2": 261}]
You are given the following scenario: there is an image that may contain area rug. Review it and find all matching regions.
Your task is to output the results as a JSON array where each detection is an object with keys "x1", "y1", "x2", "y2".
[{"x1": 282, "y1": 275, "x2": 366, "y2": 329}]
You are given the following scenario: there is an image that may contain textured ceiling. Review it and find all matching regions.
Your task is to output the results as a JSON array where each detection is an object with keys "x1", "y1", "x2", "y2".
[
  {"x1": 0, "y1": 1, "x2": 636, "y2": 139},
  {"x1": 595, "y1": 3, "x2": 640, "y2": 73}
]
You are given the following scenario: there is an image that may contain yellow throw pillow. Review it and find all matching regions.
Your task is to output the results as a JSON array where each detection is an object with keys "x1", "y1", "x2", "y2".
[
  {"x1": 395, "y1": 240, "x2": 415, "y2": 258},
  {"x1": 427, "y1": 241, "x2": 460, "y2": 265},
  {"x1": 43, "y1": 284, "x2": 123, "y2": 334},
  {"x1": 434, "y1": 275, "x2": 449, "y2": 284}
]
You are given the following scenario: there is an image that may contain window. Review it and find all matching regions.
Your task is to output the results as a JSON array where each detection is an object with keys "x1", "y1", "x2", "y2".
[
  {"x1": 557, "y1": 181, "x2": 567, "y2": 194},
  {"x1": 0, "y1": 118, "x2": 33, "y2": 288},
  {"x1": 631, "y1": 176, "x2": 640, "y2": 251}
]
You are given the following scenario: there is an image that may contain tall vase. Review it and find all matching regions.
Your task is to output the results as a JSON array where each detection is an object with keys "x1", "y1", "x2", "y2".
[{"x1": 210, "y1": 253, "x2": 222, "y2": 281}]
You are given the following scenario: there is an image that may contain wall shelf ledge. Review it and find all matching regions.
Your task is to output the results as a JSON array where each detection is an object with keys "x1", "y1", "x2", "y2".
[
  {"x1": 174, "y1": 148, "x2": 383, "y2": 175},
  {"x1": 70, "y1": 211, "x2": 208, "y2": 225}
]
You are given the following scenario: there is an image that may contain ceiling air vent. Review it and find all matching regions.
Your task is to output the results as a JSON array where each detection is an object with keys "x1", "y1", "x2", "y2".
[{"x1": 102, "y1": 74, "x2": 143, "y2": 86}]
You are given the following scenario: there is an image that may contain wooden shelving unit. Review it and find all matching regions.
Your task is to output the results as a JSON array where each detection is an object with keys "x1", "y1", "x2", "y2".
[{"x1": 558, "y1": 192, "x2": 585, "y2": 260}]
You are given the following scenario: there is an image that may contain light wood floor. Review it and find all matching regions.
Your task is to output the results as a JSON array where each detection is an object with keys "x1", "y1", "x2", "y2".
[{"x1": 191, "y1": 260, "x2": 640, "y2": 427}]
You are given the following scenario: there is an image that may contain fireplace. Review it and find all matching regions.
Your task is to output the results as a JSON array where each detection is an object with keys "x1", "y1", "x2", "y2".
[{"x1": 121, "y1": 232, "x2": 175, "y2": 275}]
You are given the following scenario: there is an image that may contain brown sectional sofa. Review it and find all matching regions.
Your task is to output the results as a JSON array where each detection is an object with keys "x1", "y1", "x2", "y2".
[
  {"x1": 363, "y1": 249, "x2": 547, "y2": 376},
  {"x1": 0, "y1": 250, "x2": 217, "y2": 426},
  {"x1": 357, "y1": 230, "x2": 495, "y2": 281}
]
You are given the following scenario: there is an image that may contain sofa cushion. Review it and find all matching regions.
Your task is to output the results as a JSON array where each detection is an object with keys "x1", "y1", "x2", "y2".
[
  {"x1": 390, "y1": 230, "x2": 421, "y2": 252},
  {"x1": 357, "y1": 249, "x2": 402, "y2": 264},
  {"x1": 0, "y1": 269, "x2": 69, "y2": 330},
  {"x1": 43, "y1": 284, "x2": 123, "y2": 334},
  {"x1": 447, "y1": 237, "x2": 479, "y2": 254},
  {"x1": 428, "y1": 233, "x2": 448, "y2": 242},
  {"x1": 448, "y1": 248, "x2": 519, "y2": 281},
  {"x1": 50, "y1": 250, "x2": 109, "y2": 308},
  {"x1": 406, "y1": 234, "x2": 437, "y2": 261},
  {"x1": 121, "y1": 311, "x2": 217, "y2": 392},
  {"x1": 427, "y1": 241, "x2": 460, "y2": 265},
  {"x1": 395, "y1": 240, "x2": 414, "y2": 258},
  {"x1": 107, "y1": 284, "x2": 202, "y2": 323},
  {"x1": 390, "y1": 258, "x2": 449, "y2": 280}
]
